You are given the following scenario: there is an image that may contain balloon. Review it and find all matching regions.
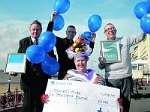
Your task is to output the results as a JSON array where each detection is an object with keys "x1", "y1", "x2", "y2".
[
  {"x1": 88, "y1": 15, "x2": 102, "y2": 32},
  {"x1": 81, "y1": 31, "x2": 92, "y2": 44},
  {"x1": 38, "y1": 32, "x2": 56, "y2": 52},
  {"x1": 147, "y1": 0, "x2": 150, "y2": 13},
  {"x1": 140, "y1": 14, "x2": 150, "y2": 33},
  {"x1": 134, "y1": 2, "x2": 148, "y2": 19},
  {"x1": 53, "y1": 15, "x2": 65, "y2": 31},
  {"x1": 54, "y1": 0, "x2": 70, "y2": 14},
  {"x1": 26, "y1": 45, "x2": 45, "y2": 64},
  {"x1": 41, "y1": 55, "x2": 59, "y2": 76}
]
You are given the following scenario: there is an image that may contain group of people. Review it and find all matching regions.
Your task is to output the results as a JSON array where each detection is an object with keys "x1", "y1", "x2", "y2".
[{"x1": 12, "y1": 12, "x2": 146, "y2": 112}]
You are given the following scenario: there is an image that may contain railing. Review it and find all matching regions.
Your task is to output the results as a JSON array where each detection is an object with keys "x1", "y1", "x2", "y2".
[{"x1": 0, "y1": 90, "x2": 23, "y2": 111}]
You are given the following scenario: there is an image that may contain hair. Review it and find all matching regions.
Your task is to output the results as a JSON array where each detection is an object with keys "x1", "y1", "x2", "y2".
[
  {"x1": 66, "y1": 25, "x2": 76, "y2": 32},
  {"x1": 67, "y1": 25, "x2": 76, "y2": 29},
  {"x1": 74, "y1": 52, "x2": 89, "y2": 61},
  {"x1": 30, "y1": 20, "x2": 42, "y2": 30},
  {"x1": 104, "y1": 22, "x2": 116, "y2": 33}
]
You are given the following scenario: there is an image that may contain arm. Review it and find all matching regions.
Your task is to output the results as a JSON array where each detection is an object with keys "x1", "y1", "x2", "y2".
[
  {"x1": 48, "y1": 50, "x2": 56, "y2": 59},
  {"x1": 89, "y1": 42, "x2": 94, "y2": 49},
  {"x1": 89, "y1": 32, "x2": 96, "y2": 49},
  {"x1": 46, "y1": 12, "x2": 57, "y2": 32},
  {"x1": 47, "y1": 12, "x2": 57, "y2": 58},
  {"x1": 46, "y1": 21, "x2": 54, "y2": 32},
  {"x1": 92, "y1": 74, "x2": 105, "y2": 85},
  {"x1": 98, "y1": 57, "x2": 106, "y2": 69}
]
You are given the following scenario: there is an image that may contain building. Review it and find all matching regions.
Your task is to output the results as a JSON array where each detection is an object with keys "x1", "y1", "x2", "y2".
[{"x1": 131, "y1": 34, "x2": 150, "y2": 80}]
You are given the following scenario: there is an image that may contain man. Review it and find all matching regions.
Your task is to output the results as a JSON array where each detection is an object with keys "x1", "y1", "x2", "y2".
[
  {"x1": 18, "y1": 20, "x2": 55, "y2": 112},
  {"x1": 98, "y1": 23, "x2": 145, "y2": 112},
  {"x1": 47, "y1": 13, "x2": 95, "y2": 80},
  {"x1": 47, "y1": 21, "x2": 77, "y2": 80}
]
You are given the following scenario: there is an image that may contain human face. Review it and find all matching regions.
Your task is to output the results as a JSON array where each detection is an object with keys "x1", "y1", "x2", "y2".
[
  {"x1": 104, "y1": 23, "x2": 117, "y2": 40},
  {"x1": 66, "y1": 27, "x2": 76, "y2": 40},
  {"x1": 30, "y1": 23, "x2": 42, "y2": 39},
  {"x1": 74, "y1": 57, "x2": 87, "y2": 72}
]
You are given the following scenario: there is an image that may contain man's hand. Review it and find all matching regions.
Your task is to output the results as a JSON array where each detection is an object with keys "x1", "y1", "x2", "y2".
[
  {"x1": 98, "y1": 57, "x2": 106, "y2": 69},
  {"x1": 98, "y1": 57, "x2": 106, "y2": 65},
  {"x1": 92, "y1": 75, "x2": 104, "y2": 84},
  {"x1": 91, "y1": 32, "x2": 96, "y2": 43},
  {"x1": 51, "y1": 11, "x2": 57, "y2": 21}
]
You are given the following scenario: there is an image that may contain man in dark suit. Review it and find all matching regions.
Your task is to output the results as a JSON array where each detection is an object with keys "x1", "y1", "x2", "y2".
[
  {"x1": 47, "y1": 12, "x2": 95, "y2": 80},
  {"x1": 18, "y1": 20, "x2": 55, "y2": 112}
]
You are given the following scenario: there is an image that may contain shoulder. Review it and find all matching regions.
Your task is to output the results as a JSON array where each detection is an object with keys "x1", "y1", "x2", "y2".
[
  {"x1": 67, "y1": 69, "x2": 76, "y2": 74},
  {"x1": 64, "y1": 69, "x2": 76, "y2": 80},
  {"x1": 116, "y1": 36, "x2": 128, "y2": 44},
  {"x1": 56, "y1": 36, "x2": 64, "y2": 43},
  {"x1": 20, "y1": 37, "x2": 30, "y2": 42}
]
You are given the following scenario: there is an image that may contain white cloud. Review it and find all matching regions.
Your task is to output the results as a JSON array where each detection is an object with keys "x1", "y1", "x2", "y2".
[{"x1": 0, "y1": 20, "x2": 29, "y2": 69}]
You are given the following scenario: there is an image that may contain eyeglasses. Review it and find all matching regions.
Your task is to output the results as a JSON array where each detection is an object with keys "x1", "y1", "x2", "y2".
[{"x1": 104, "y1": 27, "x2": 116, "y2": 33}]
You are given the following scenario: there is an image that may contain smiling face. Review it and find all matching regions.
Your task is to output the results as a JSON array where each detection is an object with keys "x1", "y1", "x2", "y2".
[
  {"x1": 30, "y1": 21, "x2": 42, "y2": 39},
  {"x1": 66, "y1": 25, "x2": 76, "y2": 40},
  {"x1": 74, "y1": 56, "x2": 88, "y2": 72},
  {"x1": 104, "y1": 23, "x2": 117, "y2": 40}
]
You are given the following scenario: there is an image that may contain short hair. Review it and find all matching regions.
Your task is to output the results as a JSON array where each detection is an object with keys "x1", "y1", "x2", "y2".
[
  {"x1": 67, "y1": 25, "x2": 76, "y2": 30},
  {"x1": 104, "y1": 23, "x2": 114, "y2": 29},
  {"x1": 104, "y1": 23, "x2": 116, "y2": 33},
  {"x1": 30, "y1": 20, "x2": 42, "y2": 30}
]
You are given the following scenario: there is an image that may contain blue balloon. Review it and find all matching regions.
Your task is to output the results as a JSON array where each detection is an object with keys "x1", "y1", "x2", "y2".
[
  {"x1": 140, "y1": 14, "x2": 150, "y2": 33},
  {"x1": 88, "y1": 15, "x2": 102, "y2": 32},
  {"x1": 26, "y1": 45, "x2": 45, "y2": 64},
  {"x1": 41, "y1": 56, "x2": 59, "y2": 76},
  {"x1": 54, "y1": 0, "x2": 70, "y2": 14},
  {"x1": 38, "y1": 32, "x2": 56, "y2": 52},
  {"x1": 81, "y1": 31, "x2": 92, "y2": 44},
  {"x1": 134, "y1": 2, "x2": 148, "y2": 19},
  {"x1": 147, "y1": 0, "x2": 150, "y2": 13},
  {"x1": 53, "y1": 15, "x2": 65, "y2": 31}
]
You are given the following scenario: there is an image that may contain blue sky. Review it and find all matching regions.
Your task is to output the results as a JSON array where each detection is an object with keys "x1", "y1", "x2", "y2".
[{"x1": 0, "y1": 0, "x2": 145, "y2": 70}]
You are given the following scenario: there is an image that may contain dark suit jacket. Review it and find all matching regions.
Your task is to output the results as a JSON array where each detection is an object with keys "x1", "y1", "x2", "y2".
[
  {"x1": 46, "y1": 21, "x2": 95, "y2": 78},
  {"x1": 18, "y1": 36, "x2": 56, "y2": 91}
]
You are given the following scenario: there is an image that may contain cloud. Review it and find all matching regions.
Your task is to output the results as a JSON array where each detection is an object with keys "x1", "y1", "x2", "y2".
[{"x1": 0, "y1": 20, "x2": 29, "y2": 69}]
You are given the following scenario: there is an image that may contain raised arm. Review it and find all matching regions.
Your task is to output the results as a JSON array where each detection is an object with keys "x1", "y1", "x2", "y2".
[{"x1": 46, "y1": 12, "x2": 57, "y2": 32}]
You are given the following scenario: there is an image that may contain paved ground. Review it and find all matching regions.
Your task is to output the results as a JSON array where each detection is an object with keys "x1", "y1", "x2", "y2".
[
  {"x1": 130, "y1": 98, "x2": 150, "y2": 112},
  {"x1": 130, "y1": 85, "x2": 150, "y2": 112}
]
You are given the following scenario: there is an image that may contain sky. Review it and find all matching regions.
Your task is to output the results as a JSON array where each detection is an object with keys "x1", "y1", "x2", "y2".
[{"x1": 0, "y1": 0, "x2": 145, "y2": 71}]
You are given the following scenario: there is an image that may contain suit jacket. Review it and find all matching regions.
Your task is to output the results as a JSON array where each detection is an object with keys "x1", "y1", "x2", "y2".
[
  {"x1": 18, "y1": 36, "x2": 56, "y2": 90},
  {"x1": 46, "y1": 21, "x2": 95, "y2": 75}
]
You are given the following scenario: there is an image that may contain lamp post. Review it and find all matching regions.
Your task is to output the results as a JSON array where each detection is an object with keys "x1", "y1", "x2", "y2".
[{"x1": 7, "y1": 75, "x2": 11, "y2": 93}]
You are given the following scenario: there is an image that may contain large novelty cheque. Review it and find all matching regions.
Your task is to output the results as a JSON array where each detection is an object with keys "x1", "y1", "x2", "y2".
[{"x1": 43, "y1": 80, "x2": 120, "y2": 112}]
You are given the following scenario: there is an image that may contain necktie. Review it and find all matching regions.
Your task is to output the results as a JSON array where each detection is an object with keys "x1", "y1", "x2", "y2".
[{"x1": 34, "y1": 39, "x2": 38, "y2": 45}]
